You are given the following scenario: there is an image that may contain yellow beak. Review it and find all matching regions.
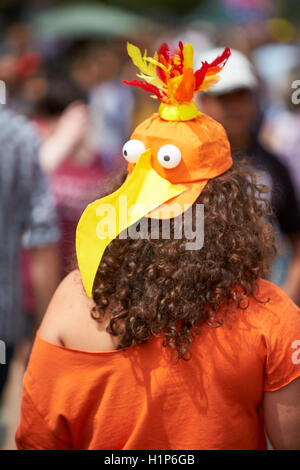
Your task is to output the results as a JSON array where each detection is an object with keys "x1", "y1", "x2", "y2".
[{"x1": 76, "y1": 149, "x2": 185, "y2": 297}]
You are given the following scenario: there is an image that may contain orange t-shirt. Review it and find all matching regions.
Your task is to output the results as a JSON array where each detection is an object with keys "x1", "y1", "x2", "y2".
[{"x1": 16, "y1": 278, "x2": 300, "y2": 450}]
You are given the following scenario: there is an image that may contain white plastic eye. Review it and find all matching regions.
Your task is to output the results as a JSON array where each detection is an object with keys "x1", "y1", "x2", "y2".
[
  {"x1": 122, "y1": 139, "x2": 146, "y2": 163},
  {"x1": 157, "y1": 145, "x2": 182, "y2": 169}
]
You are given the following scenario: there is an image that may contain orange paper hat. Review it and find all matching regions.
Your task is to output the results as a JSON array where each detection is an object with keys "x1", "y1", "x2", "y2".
[{"x1": 76, "y1": 41, "x2": 233, "y2": 297}]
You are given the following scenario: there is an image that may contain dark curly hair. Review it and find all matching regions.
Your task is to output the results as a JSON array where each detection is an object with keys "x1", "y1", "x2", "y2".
[{"x1": 90, "y1": 159, "x2": 277, "y2": 360}]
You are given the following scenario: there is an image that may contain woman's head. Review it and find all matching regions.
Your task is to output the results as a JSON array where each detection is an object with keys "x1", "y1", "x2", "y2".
[
  {"x1": 34, "y1": 73, "x2": 88, "y2": 119},
  {"x1": 91, "y1": 159, "x2": 277, "y2": 360}
]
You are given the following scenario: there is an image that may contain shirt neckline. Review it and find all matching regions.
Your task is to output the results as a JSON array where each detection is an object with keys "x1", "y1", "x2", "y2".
[{"x1": 36, "y1": 330, "x2": 129, "y2": 356}]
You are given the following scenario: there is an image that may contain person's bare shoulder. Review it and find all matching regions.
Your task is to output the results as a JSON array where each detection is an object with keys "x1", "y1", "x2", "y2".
[
  {"x1": 38, "y1": 269, "x2": 96, "y2": 346},
  {"x1": 38, "y1": 270, "x2": 120, "y2": 352}
]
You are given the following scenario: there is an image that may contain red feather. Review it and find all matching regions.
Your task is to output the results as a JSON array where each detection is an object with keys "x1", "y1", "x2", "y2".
[
  {"x1": 157, "y1": 43, "x2": 169, "y2": 83},
  {"x1": 123, "y1": 80, "x2": 163, "y2": 100},
  {"x1": 178, "y1": 41, "x2": 184, "y2": 74},
  {"x1": 157, "y1": 61, "x2": 166, "y2": 83},
  {"x1": 158, "y1": 43, "x2": 169, "y2": 61},
  {"x1": 194, "y1": 61, "x2": 209, "y2": 89},
  {"x1": 209, "y1": 47, "x2": 231, "y2": 68},
  {"x1": 157, "y1": 67, "x2": 166, "y2": 83},
  {"x1": 194, "y1": 47, "x2": 231, "y2": 89}
]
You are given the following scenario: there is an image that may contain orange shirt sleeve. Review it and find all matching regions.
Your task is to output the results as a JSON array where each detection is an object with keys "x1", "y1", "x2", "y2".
[
  {"x1": 15, "y1": 336, "x2": 73, "y2": 450},
  {"x1": 264, "y1": 296, "x2": 300, "y2": 392},
  {"x1": 16, "y1": 386, "x2": 72, "y2": 450}
]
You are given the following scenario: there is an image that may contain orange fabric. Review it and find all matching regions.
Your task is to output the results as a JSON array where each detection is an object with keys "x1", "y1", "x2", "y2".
[
  {"x1": 127, "y1": 112, "x2": 232, "y2": 219},
  {"x1": 16, "y1": 279, "x2": 300, "y2": 450},
  {"x1": 130, "y1": 113, "x2": 232, "y2": 185}
]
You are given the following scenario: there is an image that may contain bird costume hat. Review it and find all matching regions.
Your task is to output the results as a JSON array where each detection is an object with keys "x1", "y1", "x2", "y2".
[{"x1": 76, "y1": 40, "x2": 233, "y2": 297}]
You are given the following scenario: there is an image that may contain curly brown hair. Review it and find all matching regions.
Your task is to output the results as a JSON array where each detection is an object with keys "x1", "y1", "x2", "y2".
[{"x1": 90, "y1": 159, "x2": 277, "y2": 360}]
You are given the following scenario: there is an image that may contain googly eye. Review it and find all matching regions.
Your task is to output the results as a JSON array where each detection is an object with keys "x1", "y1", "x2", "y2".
[
  {"x1": 157, "y1": 145, "x2": 182, "y2": 169},
  {"x1": 122, "y1": 140, "x2": 146, "y2": 163}
]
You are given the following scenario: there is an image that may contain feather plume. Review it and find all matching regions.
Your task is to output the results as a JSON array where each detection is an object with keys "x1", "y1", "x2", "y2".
[
  {"x1": 122, "y1": 80, "x2": 163, "y2": 100},
  {"x1": 124, "y1": 41, "x2": 231, "y2": 106}
]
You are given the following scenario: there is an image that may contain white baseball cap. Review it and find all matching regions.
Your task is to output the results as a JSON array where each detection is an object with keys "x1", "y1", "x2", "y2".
[{"x1": 195, "y1": 47, "x2": 258, "y2": 95}]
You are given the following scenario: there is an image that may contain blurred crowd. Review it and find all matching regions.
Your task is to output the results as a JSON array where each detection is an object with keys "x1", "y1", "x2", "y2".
[{"x1": 0, "y1": 0, "x2": 300, "y2": 450}]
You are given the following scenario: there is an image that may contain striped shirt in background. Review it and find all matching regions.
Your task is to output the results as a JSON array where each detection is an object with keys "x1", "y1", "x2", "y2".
[{"x1": 0, "y1": 108, "x2": 60, "y2": 346}]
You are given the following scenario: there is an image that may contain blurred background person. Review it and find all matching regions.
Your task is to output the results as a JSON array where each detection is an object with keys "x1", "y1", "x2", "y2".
[
  {"x1": 68, "y1": 40, "x2": 134, "y2": 173},
  {"x1": 197, "y1": 48, "x2": 300, "y2": 305},
  {"x1": 32, "y1": 72, "x2": 108, "y2": 279},
  {"x1": 0, "y1": 107, "x2": 61, "y2": 448},
  {"x1": 260, "y1": 63, "x2": 300, "y2": 207},
  {"x1": 0, "y1": 5, "x2": 42, "y2": 115},
  {"x1": 0, "y1": 43, "x2": 19, "y2": 103}
]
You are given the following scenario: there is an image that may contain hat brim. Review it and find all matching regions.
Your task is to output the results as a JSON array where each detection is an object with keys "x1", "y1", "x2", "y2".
[{"x1": 147, "y1": 179, "x2": 208, "y2": 220}]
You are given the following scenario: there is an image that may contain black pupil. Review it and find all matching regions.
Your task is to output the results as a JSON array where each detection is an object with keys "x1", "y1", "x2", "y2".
[
  {"x1": 124, "y1": 150, "x2": 127, "y2": 156},
  {"x1": 164, "y1": 155, "x2": 170, "y2": 162}
]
